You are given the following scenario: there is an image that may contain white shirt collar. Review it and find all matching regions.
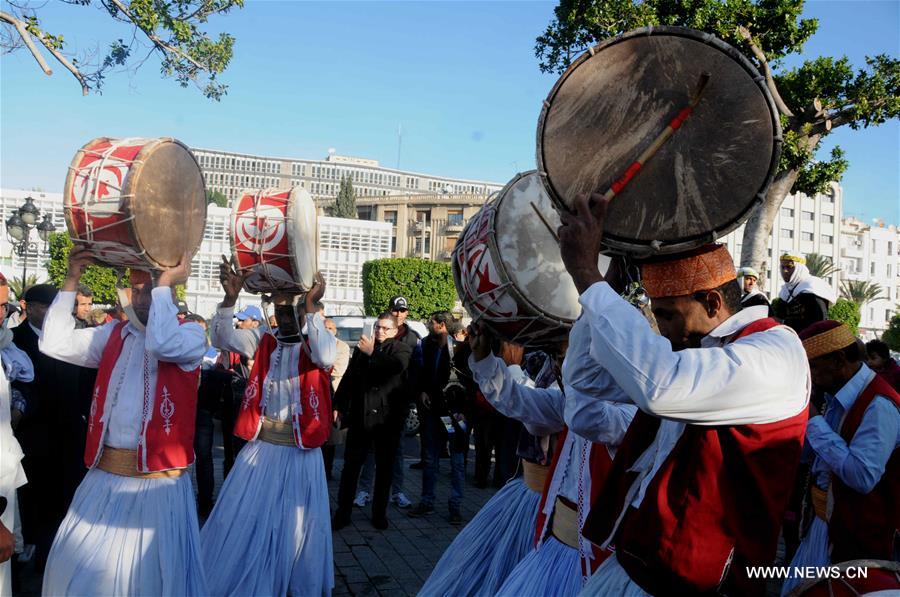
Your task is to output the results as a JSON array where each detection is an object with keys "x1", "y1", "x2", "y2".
[
  {"x1": 701, "y1": 305, "x2": 770, "y2": 348},
  {"x1": 28, "y1": 322, "x2": 43, "y2": 338}
]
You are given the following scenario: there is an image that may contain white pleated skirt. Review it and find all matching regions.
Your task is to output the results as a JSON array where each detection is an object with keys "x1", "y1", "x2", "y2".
[
  {"x1": 200, "y1": 440, "x2": 333, "y2": 597},
  {"x1": 578, "y1": 553, "x2": 649, "y2": 596},
  {"x1": 497, "y1": 536, "x2": 583, "y2": 597},
  {"x1": 781, "y1": 517, "x2": 830, "y2": 596},
  {"x1": 419, "y1": 478, "x2": 541, "y2": 597},
  {"x1": 42, "y1": 468, "x2": 207, "y2": 596}
]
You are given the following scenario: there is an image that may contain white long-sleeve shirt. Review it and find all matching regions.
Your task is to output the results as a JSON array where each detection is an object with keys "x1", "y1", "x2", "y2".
[
  {"x1": 576, "y1": 282, "x2": 809, "y2": 514},
  {"x1": 209, "y1": 305, "x2": 336, "y2": 423},
  {"x1": 39, "y1": 289, "x2": 207, "y2": 449},
  {"x1": 0, "y1": 343, "x2": 33, "y2": 492}
]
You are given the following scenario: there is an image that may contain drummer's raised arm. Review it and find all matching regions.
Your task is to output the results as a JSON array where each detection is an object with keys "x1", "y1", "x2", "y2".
[{"x1": 211, "y1": 256, "x2": 261, "y2": 358}]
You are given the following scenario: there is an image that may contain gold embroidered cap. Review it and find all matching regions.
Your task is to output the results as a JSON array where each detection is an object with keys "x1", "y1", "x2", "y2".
[{"x1": 640, "y1": 244, "x2": 737, "y2": 298}]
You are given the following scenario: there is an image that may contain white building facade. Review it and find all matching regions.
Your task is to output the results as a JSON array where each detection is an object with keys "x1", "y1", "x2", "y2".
[{"x1": 839, "y1": 217, "x2": 899, "y2": 337}]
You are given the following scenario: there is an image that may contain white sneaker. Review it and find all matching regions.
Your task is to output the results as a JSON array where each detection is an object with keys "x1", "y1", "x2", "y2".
[
  {"x1": 353, "y1": 491, "x2": 371, "y2": 507},
  {"x1": 391, "y1": 492, "x2": 412, "y2": 508}
]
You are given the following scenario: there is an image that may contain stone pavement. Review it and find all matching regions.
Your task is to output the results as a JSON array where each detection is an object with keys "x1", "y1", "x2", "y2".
[{"x1": 327, "y1": 436, "x2": 499, "y2": 597}]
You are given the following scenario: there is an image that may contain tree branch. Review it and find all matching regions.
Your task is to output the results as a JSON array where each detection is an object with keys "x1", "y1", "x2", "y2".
[
  {"x1": 31, "y1": 28, "x2": 90, "y2": 94},
  {"x1": 737, "y1": 25, "x2": 795, "y2": 119},
  {"x1": 105, "y1": 0, "x2": 207, "y2": 72},
  {"x1": 0, "y1": 10, "x2": 52, "y2": 75}
]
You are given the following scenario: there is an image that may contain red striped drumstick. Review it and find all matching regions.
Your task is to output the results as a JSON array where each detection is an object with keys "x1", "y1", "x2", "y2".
[{"x1": 600, "y1": 72, "x2": 711, "y2": 201}]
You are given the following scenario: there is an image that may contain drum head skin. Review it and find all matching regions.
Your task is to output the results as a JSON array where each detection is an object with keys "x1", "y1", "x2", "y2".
[
  {"x1": 538, "y1": 26, "x2": 781, "y2": 254},
  {"x1": 129, "y1": 140, "x2": 206, "y2": 268},
  {"x1": 286, "y1": 187, "x2": 318, "y2": 291}
]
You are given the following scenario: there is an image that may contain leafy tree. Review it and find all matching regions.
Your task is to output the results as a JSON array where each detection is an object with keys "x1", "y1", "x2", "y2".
[
  {"x1": 827, "y1": 298, "x2": 861, "y2": 335},
  {"x1": 362, "y1": 258, "x2": 456, "y2": 320},
  {"x1": 535, "y1": 0, "x2": 899, "y2": 282},
  {"x1": 47, "y1": 232, "x2": 124, "y2": 303},
  {"x1": 332, "y1": 175, "x2": 358, "y2": 219},
  {"x1": 840, "y1": 279, "x2": 883, "y2": 305},
  {"x1": 206, "y1": 190, "x2": 228, "y2": 208},
  {"x1": 804, "y1": 253, "x2": 840, "y2": 278},
  {"x1": 8, "y1": 273, "x2": 42, "y2": 299},
  {"x1": 881, "y1": 312, "x2": 900, "y2": 352},
  {"x1": 0, "y1": 0, "x2": 243, "y2": 99}
]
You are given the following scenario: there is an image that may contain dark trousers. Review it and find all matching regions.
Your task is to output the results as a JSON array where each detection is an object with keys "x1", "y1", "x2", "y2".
[
  {"x1": 474, "y1": 411, "x2": 522, "y2": 487},
  {"x1": 194, "y1": 407, "x2": 215, "y2": 516},
  {"x1": 337, "y1": 420, "x2": 402, "y2": 521}
]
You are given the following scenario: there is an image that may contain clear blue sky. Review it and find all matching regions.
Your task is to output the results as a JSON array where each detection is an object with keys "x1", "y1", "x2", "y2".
[{"x1": 1, "y1": 0, "x2": 897, "y2": 225}]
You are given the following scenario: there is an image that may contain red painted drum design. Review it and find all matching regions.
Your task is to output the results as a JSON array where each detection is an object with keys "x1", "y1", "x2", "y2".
[
  {"x1": 231, "y1": 187, "x2": 318, "y2": 294},
  {"x1": 537, "y1": 26, "x2": 782, "y2": 255},
  {"x1": 786, "y1": 560, "x2": 900, "y2": 596},
  {"x1": 64, "y1": 137, "x2": 207, "y2": 270},
  {"x1": 452, "y1": 171, "x2": 605, "y2": 346}
]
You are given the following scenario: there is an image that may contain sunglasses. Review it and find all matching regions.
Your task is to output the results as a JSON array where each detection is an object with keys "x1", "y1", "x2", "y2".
[{"x1": 391, "y1": 308, "x2": 408, "y2": 313}]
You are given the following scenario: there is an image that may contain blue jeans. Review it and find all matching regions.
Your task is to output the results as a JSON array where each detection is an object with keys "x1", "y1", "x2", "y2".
[
  {"x1": 358, "y1": 442, "x2": 404, "y2": 495},
  {"x1": 421, "y1": 414, "x2": 467, "y2": 512}
]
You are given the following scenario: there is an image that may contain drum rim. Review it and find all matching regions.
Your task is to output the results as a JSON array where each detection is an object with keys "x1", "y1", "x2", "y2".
[
  {"x1": 128, "y1": 138, "x2": 207, "y2": 269},
  {"x1": 535, "y1": 25, "x2": 783, "y2": 256},
  {"x1": 285, "y1": 186, "x2": 319, "y2": 292},
  {"x1": 451, "y1": 170, "x2": 576, "y2": 346}
]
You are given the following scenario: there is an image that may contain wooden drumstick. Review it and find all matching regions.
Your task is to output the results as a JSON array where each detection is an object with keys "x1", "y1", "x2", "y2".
[
  {"x1": 600, "y1": 72, "x2": 711, "y2": 201},
  {"x1": 530, "y1": 201, "x2": 559, "y2": 242}
]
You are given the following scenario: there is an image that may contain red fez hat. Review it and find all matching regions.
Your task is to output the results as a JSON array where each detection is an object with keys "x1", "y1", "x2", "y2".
[
  {"x1": 129, "y1": 269, "x2": 153, "y2": 285},
  {"x1": 640, "y1": 244, "x2": 737, "y2": 298}
]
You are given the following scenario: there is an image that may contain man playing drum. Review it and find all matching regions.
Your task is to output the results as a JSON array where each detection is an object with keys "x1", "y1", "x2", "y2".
[
  {"x1": 555, "y1": 196, "x2": 809, "y2": 595},
  {"x1": 200, "y1": 258, "x2": 336, "y2": 597},
  {"x1": 40, "y1": 248, "x2": 209, "y2": 595},
  {"x1": 782, "y1": 321, "x2": 899, "y2": 595}
]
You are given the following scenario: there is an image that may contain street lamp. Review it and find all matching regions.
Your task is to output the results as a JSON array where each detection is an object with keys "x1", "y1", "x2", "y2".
[{"x1": 5, "y1": 196, "x2": 57, "y2": 288}]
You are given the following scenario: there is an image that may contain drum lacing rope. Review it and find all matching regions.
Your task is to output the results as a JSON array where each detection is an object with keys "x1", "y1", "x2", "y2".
[{"x1": 71, "y1": 141, "x2": 138, "y2": 246}]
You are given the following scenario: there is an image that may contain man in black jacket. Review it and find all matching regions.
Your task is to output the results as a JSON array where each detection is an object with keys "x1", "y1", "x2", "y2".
[{"x1": 332, "y1": 312, "x2": 412, "y2": 530}]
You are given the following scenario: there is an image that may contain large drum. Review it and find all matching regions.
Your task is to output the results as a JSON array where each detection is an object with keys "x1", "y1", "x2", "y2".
[
  {"x1": 786, "y1": 560, "x2": 900, "y2": 596},
  {"x1": 537, "y1": 26, "x2": 782, "y2": 255},
  {"x1": 64, "y1": 137, "x2": 207, "y2": 269},
  {"x1": 453, "y1": 171, "x2": 605, "y2": 346},
  {"x1": 231, "y1": 187, "x2": 318, "y2": 294}
]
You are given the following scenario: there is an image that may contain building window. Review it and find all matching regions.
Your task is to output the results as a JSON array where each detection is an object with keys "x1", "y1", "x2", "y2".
[
  {"x1": 801, "y1": 232, "x2": 814, "y2": 242},
  {"x1": 821, "y1": 214, "x2": 834, "y2": 224},
  {"x1": 781, "y1": 229, "x2": 794, "y2": 239},
  {"x1": 781, "y1": 207, "x2": 794, "y2": 218},
  {"x1": 821, "y1": 235, "x2": 833, "y2": 245},
  {"x1": 383, "y1": 210, "x2": 397, "y2": 225},
  {"x1": 415, "y1": 210, "x2": 431, "y2": 224},
  {"x1": 888, "y1": 264, "x2": 893, "y2": 278},
  {"x1": 888, "y1": 310, "x2": 894, "y2": 322},
  {"x1": 870, "y1": 261, "x2": 876, "y2": 275},
  {"x1": 821, "y1": 194, "x2": 834, "y2": 203},
  {"x1": 871, "y1": 240, "x2": 877, "y2": 253},
  {"x1": 889, "y1": 241, "x2": 893, "y2": 256},
  {"x1": 801, "y1": 211, "x2": 814, "y2": 221},
  {"x1": 447, "y1": 209, "x2": 464, "y2": 226}
]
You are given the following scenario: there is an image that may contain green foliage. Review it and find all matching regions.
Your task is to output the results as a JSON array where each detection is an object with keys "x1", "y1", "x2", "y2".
[
  {"x1": 881, "y1": 313, "x2": 900, "y2": 352},
  {"x1": 828, "y1": 298, "x2": 861, "y2": 335},
  {"x1": 840, "y1": 279, "x2": 883, "y2": 305},
  {"x1": 206, "y1": 190, "x2": 229, "y2": 208},
  {"x1": 362, "y1": 258, "x2": 457, "y2": 320},
  {"x1": 534, "y1": 0, "x2": 899, "y2": 200},
  {"x1": 8, "y1": 274, "x2": 43, "y2": 300},
  {"x1": 6, "y1": 0, "x2": 244, "y2": 99},
  {"x1": 804, "y1": 253, "x2": 840, "y2": 278},
  {"x1": 46, "y1": 232, "x2": 125, "y2": 304},
  {"x1": 332, "y1": 176, "x2": 358, "y2": 219}
]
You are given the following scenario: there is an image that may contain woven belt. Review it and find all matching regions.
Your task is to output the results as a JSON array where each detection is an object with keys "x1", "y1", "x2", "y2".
[
  {"x1": 550, "y1": 497, "x2": 580, "y2": 549},
  {"x1": 259, "y1": 417, "x2": 295, "y2": 446},
  {"x1": 97, "y1": 447, "x2": 183, "y2": 479},
  {"x1": 810, "y1": 485, "x2": 829, "y2": 520},
  {"x1": 522, "y1": 461, "x2": 549, "y2": 494}
]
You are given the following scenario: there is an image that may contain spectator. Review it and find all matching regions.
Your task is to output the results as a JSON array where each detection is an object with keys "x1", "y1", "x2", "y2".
[
  {"x1": 776, "y1": 253, "x2": 836, "y2": 332},
  {"x1": 89, "y1": 307, "x2": 109, "y2": 327},
  {"x1": 187, "y1": 314, "x2": 221, "y2": 518},
  {"x1": 737, "y1": 267, "x2": 771, "y2": 310},
  {"x1": 7, "y1": 296, "x2": 27, "y2": 328},
  {"x1": 322, "y1": 317, "x2": 351, "y2": 480},
  {"x1": 866, "y1": 339, "x2": 900, "y2": 391},
  {"x1": 409, "y1": 311, "x2": 472, "y2": 524},
  {"x1": 268, "y1": 314, "x2": 278, "y2": 332},
  {"x1": 175, "y1": 300, "x2": 190, "y2": 321},
  {"x1": 333, "y1": 312, "x2": 412, "y2": 530},
  {"x1": 73, "y1": 284, "x2": 93, "y2": 329},
  {"x1": 235, "y1": 305, "x2": 263, "y2": 328}
]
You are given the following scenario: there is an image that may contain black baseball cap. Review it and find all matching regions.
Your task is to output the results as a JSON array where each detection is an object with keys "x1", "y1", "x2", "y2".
[
  {"x1": 24, "y1": 284, "x2": 58, "y2": 305},
  {"x1": 389, "y1": 296, "x2": 409, "y2": 311}
]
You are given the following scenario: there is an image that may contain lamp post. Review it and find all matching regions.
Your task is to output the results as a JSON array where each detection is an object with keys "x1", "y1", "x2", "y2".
[{"x1": 5, "y1": 196, "x2": 57, "y2": 288}]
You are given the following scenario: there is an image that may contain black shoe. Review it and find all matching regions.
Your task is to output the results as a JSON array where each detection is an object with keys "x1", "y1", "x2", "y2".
[
  {"x1": 409, "y1": 461, "x2": 424, "y2": 470},
  {"x1": 371, "y1": 516, "x2": 388, "y2": 530},
  {"x1": 332, "y1": 510, "x2": 351, "y2": 530},
  {"x1": 408, "y1": 503, "x2": 435, "y2": 517},
  {"x1": 448, "y1": 511, "x2": 462, "y2": 526}
]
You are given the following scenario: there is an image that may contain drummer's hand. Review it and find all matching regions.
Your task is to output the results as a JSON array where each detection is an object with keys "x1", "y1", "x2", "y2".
[
  {"x1": 63, "y1": 246, "x2": 96, "y2": 290},
  {"x1": 157, "y1": 252, "x2": 192, "y2": 288},
  {"x1": 219, "y1": 255, "x2": 248, "y2": 307},
  {"x1": 304, "y1": 272, "x2": 326, "y2": 314},
  {"x1": 499, "y1": 341, "x2": 524, "y2": 367},
  {"x1": 467, "y1": 323, "x2": 492, "y2": 362},
  {"x1": 558, "y1": 193, "x2": 609, "y2": 294}
]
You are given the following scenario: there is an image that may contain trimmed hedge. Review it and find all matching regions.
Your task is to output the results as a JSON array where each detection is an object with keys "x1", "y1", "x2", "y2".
[
  {"x1": 828, "y1": 298, "x2": 861, "y2": 335},
  {"x1": 362, "y1": 258, "x2": 456, "y2": 320}
]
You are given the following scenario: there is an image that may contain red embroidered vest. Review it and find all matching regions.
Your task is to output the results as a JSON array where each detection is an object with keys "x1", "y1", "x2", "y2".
[
  {"x1": 533, "y1": 427, "x2": 614, "y2": 578},
  {"x1": 235, "y1": 333, "x2": 332, "y2": 449},
  {"x1": 583, "y1": 318, "x2": 808, "y2": 595},
  {"x1": 85, "y1": 321, "x2": 200, "y2": 472},
  {"x1": 829, "y1": 374, "x2": 900, "y2": 562}
]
